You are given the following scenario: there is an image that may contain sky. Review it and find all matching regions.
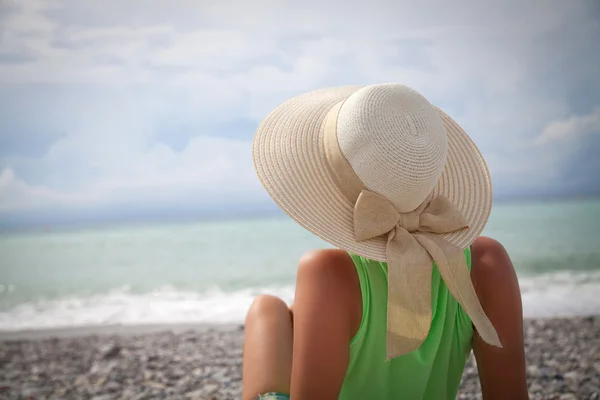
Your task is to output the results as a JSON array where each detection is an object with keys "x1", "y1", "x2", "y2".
[{"x1": 0, "y1": 0, "x2": 599, "y2": 226}]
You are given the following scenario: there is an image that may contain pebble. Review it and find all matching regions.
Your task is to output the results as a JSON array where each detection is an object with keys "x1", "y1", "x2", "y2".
[
  {"x1": 559, "y1": 394, "x2": 577, "y2": 400},
  {"x1": 457, "y1": 317, "x2": 599, "y2": 400},
  {"x1": 563, "y1": 370, "x2": 580, "y2": 382},
  {"x1": 0, "y1": 317, "x2": 598, "y2": 399}
]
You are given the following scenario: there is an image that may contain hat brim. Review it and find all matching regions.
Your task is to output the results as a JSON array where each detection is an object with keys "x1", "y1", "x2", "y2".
[{"x1": 252, "y1": 85, "x2": 492, "y2": 261}]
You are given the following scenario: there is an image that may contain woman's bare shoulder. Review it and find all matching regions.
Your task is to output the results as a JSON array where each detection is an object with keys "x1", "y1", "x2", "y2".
[
  {"x1": 294, "y1": 249, "x2": 362, "y2": 337},
  {"x1": 299, "y1": 248, "x2": 355, "y2": 269},
  {"x1": 470, "y1": 236, "x2": 522, "y2": 316},
  {"x1": 295, "y1": 248, "x2": 361, "y2": 316},
  {"x1": 470, "y1": 236, "x2": 516, "y2": 284}
]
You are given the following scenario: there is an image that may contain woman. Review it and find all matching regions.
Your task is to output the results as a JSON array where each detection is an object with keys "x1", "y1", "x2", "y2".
[{"x1": 242, "y1": 84, "x2": 528, "y2": 399}]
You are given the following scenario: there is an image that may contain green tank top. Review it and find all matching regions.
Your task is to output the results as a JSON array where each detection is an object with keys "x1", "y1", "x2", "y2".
[{"x1": 338, "y1": 248, "x2": 474, "y2": 400}]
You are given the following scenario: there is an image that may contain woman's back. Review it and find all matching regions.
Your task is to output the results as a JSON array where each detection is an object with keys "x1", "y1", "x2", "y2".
[
  {"x1": 340, "y1": 249, "x2": 473, "y2": 399},
  {"x1": 244, "y1": 83, "x2": 528, "y2": 399}
]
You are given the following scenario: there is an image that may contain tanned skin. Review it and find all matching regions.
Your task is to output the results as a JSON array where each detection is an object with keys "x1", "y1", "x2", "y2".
[{"x1": 242, "y1": 237, "x2": 529, "y2": 400}]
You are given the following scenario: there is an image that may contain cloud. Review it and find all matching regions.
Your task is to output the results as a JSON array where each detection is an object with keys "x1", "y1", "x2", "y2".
[
  {"x1": 0, "y1": 0, "x2": 599, "y2": 219},
  {"x1": 0, "y1": 135, "x2": 265, "y2": 213},
  {"x1": 534, "y1": 107, "x2": 600, "y2": 146},
  {"x1": 0, "y1": 167, "x2": 66, "y2": 211}
]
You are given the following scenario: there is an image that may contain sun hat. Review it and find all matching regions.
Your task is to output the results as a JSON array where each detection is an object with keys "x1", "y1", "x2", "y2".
[{"x1": 252, "y1": 83, "x2": 502, "y2": 359}]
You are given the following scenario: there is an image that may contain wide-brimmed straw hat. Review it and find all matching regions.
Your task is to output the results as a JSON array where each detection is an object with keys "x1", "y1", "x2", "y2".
[{"x1": 252, "y1": 83, "x2": 502, "y2": 359}]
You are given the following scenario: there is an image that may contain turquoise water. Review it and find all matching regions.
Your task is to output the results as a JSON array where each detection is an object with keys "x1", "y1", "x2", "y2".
[{"x1": 0, "y1": 200, "x2": 599, "y2": 330}]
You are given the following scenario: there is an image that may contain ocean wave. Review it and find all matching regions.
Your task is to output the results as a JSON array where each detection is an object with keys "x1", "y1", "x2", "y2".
[
  {"x1": 0, "y1": 285, "x2": 295, "y2": 331},
  {"x1": 1, "y1": 272, "x2": 600, "y2": 331}
]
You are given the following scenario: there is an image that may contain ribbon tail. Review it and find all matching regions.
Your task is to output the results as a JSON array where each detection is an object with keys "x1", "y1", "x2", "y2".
[
  {"x1": 385, "y1": 228, "x2": 434, "y2": 359},
  {"x1": 414, "y1": 233, "x2": 503, "y2": 349}
]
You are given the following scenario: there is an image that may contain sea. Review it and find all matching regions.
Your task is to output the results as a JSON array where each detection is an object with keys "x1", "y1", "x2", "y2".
[{"x1": 1, "y1": 199, "x2": 599, "y2": 332}]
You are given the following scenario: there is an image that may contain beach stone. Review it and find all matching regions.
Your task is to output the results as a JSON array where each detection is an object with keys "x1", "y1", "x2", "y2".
[
  {"x1": 559, "y1": 394, "x2": 577, "y2": 400},
  {"x1": 144, "y1": 380, "x2": 166, "y2": 389},
  {"x1": 105, "y1": 381, "x2": 122, "y2": 391},
  {"x1": 527, "y1": 364, "x2": 541, "y2": 377},
  {"x1": 99, "y1": 342, "x2": 121, "y2": 359},
  {"x1": 20, "y1": 385, "x2": 42, "y2": 397},
  {"x1": 1, "y1": 317, "x2": 599, "y2": 400},
  {"x1": 91, "y1": 395, "x2": 115, "y2": 400},
  {"x1": 0, "y1": 382, "x2": 12, "y2": 391},
  {"x1": 553, "y1": 372, "x2": 564, "y2": 381},
  {"x1": 563, "y1": 370, "x2": 580, "y2": 382},
  {"x1": 529, "y1": 382, "x2": 543, "y2": 393},
  {"x1": 184, "y1": 389, "x2": 208, "y2": 399}
]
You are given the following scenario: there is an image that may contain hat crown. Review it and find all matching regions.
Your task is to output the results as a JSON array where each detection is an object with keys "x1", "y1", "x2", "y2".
[{"x1": 336, "y1": 84, "x2": 448, "y2": 213}]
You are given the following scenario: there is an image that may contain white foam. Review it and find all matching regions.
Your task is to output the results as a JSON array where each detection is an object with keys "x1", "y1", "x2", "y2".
[
  {"x1": 0, "y1": 285, "x2": 295, "y2": 331},
  {"x1": 1, "y1": 272, "x2": 599, "y2": 331},
  {"x1": 519, "y1": 271, "x2": 600, "y2": 318}
]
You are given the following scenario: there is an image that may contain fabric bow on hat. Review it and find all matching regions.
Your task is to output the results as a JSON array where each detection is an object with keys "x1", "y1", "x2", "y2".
[{"x1": 354, "y1": 190, "x2": 502, "y2": 359}]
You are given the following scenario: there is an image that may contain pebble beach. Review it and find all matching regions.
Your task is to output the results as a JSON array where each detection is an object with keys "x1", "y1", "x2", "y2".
[{"x1": 0, "y1": 316, "x2": 598, "y2": 400}]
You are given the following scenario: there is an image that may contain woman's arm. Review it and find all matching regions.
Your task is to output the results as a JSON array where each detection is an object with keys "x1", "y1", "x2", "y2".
[
  {"x1": 471, "y1": 237, "x2": 529, "y2": 400},
  {"x1": 289, "y1": 249, "x2": 362, "y2": 400}
]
